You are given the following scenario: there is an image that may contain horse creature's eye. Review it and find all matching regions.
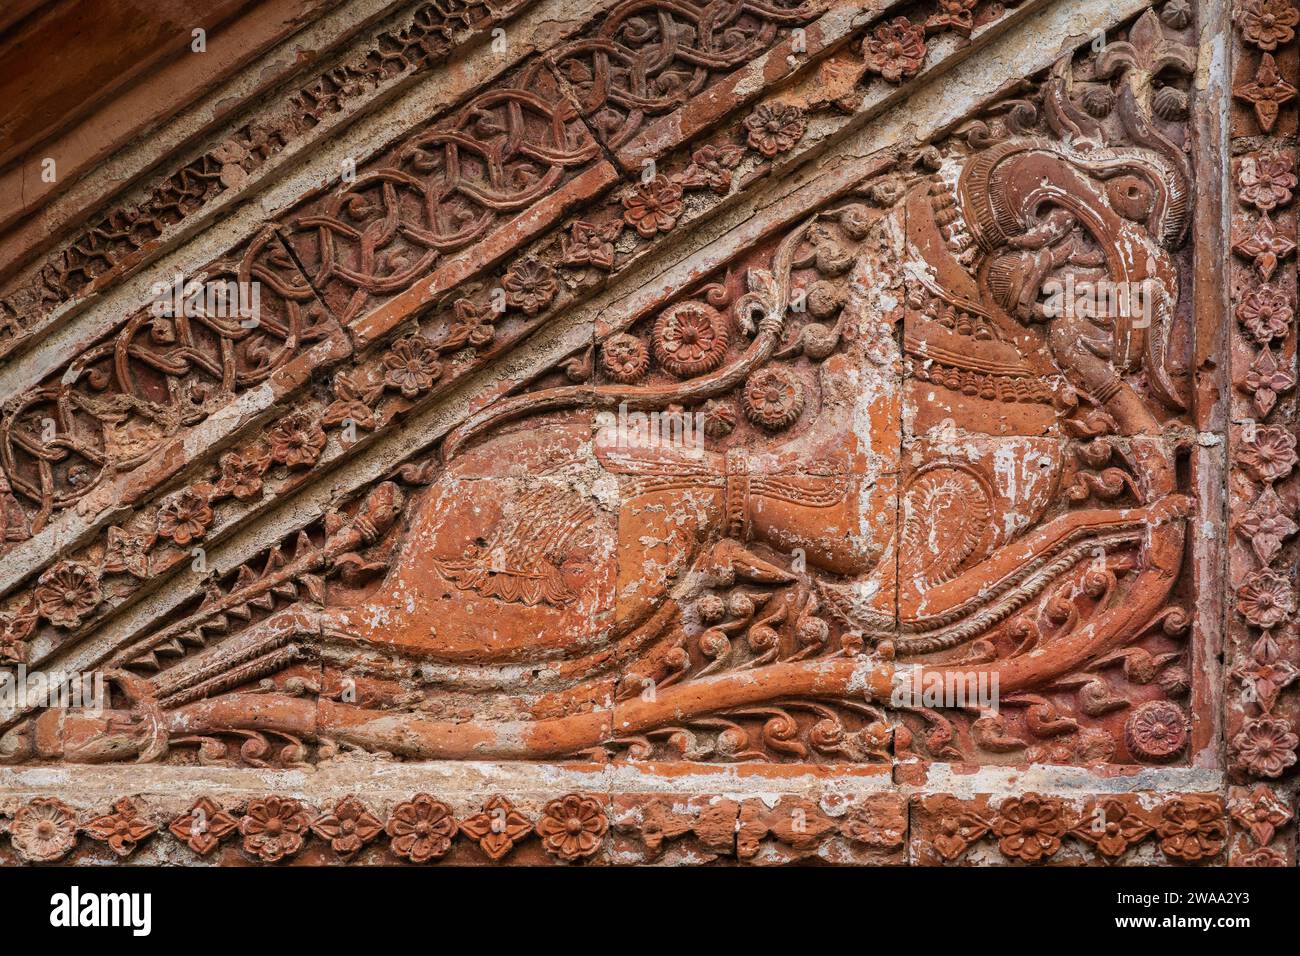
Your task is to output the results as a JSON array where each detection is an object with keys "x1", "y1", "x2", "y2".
[{"x1": 1106, "y1": 175, "x2": 1155, "y2": 222}]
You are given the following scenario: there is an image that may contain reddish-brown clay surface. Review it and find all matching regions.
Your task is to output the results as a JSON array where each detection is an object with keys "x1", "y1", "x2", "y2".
[{"x1": 0, "y1": 0, "x2": 1294, "y2": 866}]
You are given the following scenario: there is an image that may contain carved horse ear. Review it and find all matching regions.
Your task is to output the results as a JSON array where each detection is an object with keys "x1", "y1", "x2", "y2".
[
  {"x1": 1114, "y1": 83, "x2": 1193, "y2": 247},
  {"x1": 1042, "y1": 45, "x2": 1193, "y2": 250},
  {"x1": 1043, "y1": 56, "x2": 1105, "y2": 149}
]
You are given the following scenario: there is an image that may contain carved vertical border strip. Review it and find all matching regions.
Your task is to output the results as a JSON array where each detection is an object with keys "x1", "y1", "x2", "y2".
[{"x1": 1226, "y1": 0, "x2": 1299, "y2": 864}]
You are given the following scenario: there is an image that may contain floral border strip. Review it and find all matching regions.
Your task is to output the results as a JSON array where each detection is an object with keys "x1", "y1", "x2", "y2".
[
  {"x1": 0, "y1": 791, "x2": 608, "y2": 865},
  {"x1": 1225, "y1": 0, "x2": 1300, "y2": 866},
  {"x1": 0, "y1": 789, "x2": 1248, "y2": 865},
  {"x1": 917, "y1": 793, "x2": 1234, "y2": 865}
]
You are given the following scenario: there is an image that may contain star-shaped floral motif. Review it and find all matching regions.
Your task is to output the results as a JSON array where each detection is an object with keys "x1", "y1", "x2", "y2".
[
  {"x1": 0, "y1": 601, "x2": 37, "y2": 664},
  {"x1": 1241, "y1": 346, "x2": 1296, "y2": 415},
  {"x1": 459, "y1": 795, "x2": 534, "y2": 861},
  {"x1": 1228, "y1": 785, "x2": 1294, "y2": 846},
  {"x1": 169, "y1": 796, "x2": 239, "y2": 856},
  {"x1": 102, "y1": 525, "x2": 156, "y2": 579},
  {"x1": 1234, "y1": 53, "x2": 1297, "y2": 133},
  {"x1": 925, "y1": 797, "x2": 992, "y2": 862},
  {"x1": 1232, "y1": 214, "x2": 1297, "y2": 281},
  {"x1": 1239, "y1": 629, "x2": 1298, "y2": 716},
  {"x1": 310, "y1": 796, "x2": 384, "y2": 860},
  {"x1": 82, "y1": 798, "x2": 158, "y2": 858},
  {"x1": 561, "y1": 220, "x2": 623, "y2": 271},
  {"x1": 924, "y1": 0, "x2": 978, "y2": 37},
  {"x1": 1237, "y1": 485, "x2": 1299, "y2": 565},
  {"x1": 322, "y1": 371, "x2": 381, "y2": 433},
  {"x1": 1069, "y1": 798, "x2": 1153, "y2": 862},
  {"x1": 440, "y1": 298, "x2": 497, "y2": 351}
]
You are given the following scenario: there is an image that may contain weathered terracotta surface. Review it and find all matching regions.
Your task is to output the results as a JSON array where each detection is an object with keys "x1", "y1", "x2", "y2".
[{"x1": 0, "y1": 0, "x2": 1294, "y2": 866}]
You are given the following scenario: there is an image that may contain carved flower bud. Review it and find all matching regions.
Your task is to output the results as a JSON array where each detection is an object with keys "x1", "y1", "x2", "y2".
[
  {"x1": 1158, "y1": 665, "x2": 1191, "y2": 698},
  {"x1": 799, "y1": 322, "x2": 839, "y2": 360},
  {"x1": 912, "y1": 145, "x2": 943, "y2": 171},
  {"x1": 726, "y1": 591, "x2": 755, "y2": 619},
  {"x1": 1152, "y1": 85, "x2": 1189, "y2": 120},
  {"x1": 696, "y1": 593, "x2": 726, "y2": 623},
  {"x1": 746, "y1": 623, "x2": 779, "y2": 653},
  {"x1": 698, "y1": 627, "x2": 730, "y2": 659},
  {"x1": 743, "y1": 367, "x2": 806, "y2": 430},
  {"x1": 599, "y1": 333, "x2": 650, "y2": 383},
  {"x1": 813, "y1": 238, "x2": 853, "y2": 276},
  {"x1": 797, "y1": 616, "x2": 829, "y2": 646},
  {"x1": 806, "y1": 281, "x2": 843, "y2": 319},
  {"x1": 837, "y1": 203, "x2": 873, "y2": 240},
  {"x1": 701, "y1": 398, "x2": 737, "y2": 438},
  {"x1": 715, "y1": 726, "x2": 748, "y2": 756},
  {"x1": 1161, "y1": 0, "x2": 1192, "y2": 29},
  {"x1": 1081, "y1": 85, "x2": 1115, "y2": 118}
]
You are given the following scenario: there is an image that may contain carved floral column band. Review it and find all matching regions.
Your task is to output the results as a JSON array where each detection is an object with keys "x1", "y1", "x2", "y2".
[
  {"x1": 1227, "y1": 0, "x2": 1300, "y2": 865},
  {"x1": 0, "y1": 0, "x2": 1292, "y2": 867}
]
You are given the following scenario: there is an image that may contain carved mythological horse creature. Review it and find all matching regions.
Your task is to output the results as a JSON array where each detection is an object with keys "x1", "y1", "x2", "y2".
[{"x1": 8, "y1": 45, "x2": 1195, "y2": 765}]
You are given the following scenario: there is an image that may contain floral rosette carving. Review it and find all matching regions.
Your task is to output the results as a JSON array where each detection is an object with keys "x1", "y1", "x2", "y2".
[
  {"x1": 1124, "y1": 700, "x2": 1188, "y2": 761},
  {"x1": 33, "y1": 560, "x2": 102, "y2": 629},
  {"x1": 990, "y1": 794, "x2": 1066, "y2": 863},
  {"x1": 1235, "y1": 0, "x2": 1300, "y2": 51},
  {"x1": 536, "y1": 793, "x2": 608, "y2": 861},
  {"x1": 1236, "y1": 287, "x2": 1297, "y2": 414},
  {"x1": 382, "y1": 335, "x2": 443, "y2": 398},
  {"x1": 1228, "y1": 424, "x2": 1299, "y2": 780},
  {"x1": 157, "y1": 488, "x2": 214, "y2": 546},
  {"x1": 862, "y1": 17, "x2": 927, "y2": 84},
  {"x1": 1156, "y1": 796, "x2": 1227, "y2": 862},
  {"x1": 653, "y1": 301, "x2": 730, "y2": 378},
  {"x1": 743, "y1": 103, "x2": 806, "y2": 158},
  {"x1": 600, "y1": 333, "x2": 651, "y2": 383},
  {"x1": 623, "y1": 176, "x2": 684, "y2": 238},
  {"x1": 267, "y1": 411, "x2": 328, "y2": 469},
  {"x1": 502, "y1": 258, "x2": 558, "y2": 317},
  {"x1": 385, "y1": 794, "x2": 457, "y2": 863},
  {"x1": 1239, "y1": 154, "x2": 1297, "y2": 211},
  {"x1": 240, "y1": 796, "x2": 310, "y2": 862},
  {"x1": 743, "y1": 367, "x2": 805, "y2": 430},
  {"x1": 9, "y1": 797, "x2": 78, "y2": 863},
  {"x1": 1228, "y1": 19, "x2": 1300, "y2": 800}
]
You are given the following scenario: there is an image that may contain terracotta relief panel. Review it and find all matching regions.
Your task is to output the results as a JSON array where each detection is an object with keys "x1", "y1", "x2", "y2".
[{"x1": 0, "y1": 0, "x2": 1293, "y2": 868}]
